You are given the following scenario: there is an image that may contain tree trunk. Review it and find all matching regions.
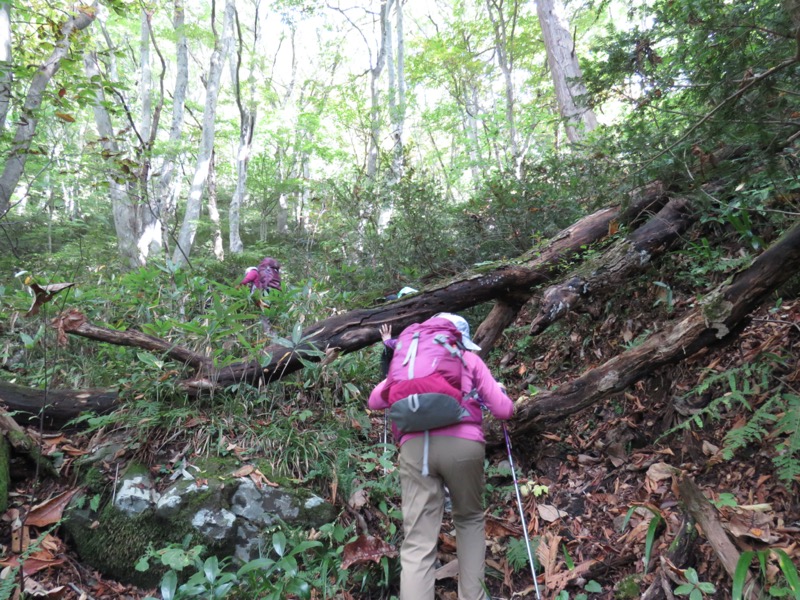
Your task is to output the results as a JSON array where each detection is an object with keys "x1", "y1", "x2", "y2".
[
  {"x1": 0, "y1": 380, "x2": 119, "y2": 430},
  {"x1": 207, "y1": 152, "x2": 224, "y2": 260},
  {"x1": 155, "y1": 0, "x2": 189, "y2": 259},
  {"x1": 485, "y1": 0, "x2": 524, "y2": 173},
  {"x1": 12, "y1": 208, "x2": 800, "y2": 436},
  {"x1": 536, "y1": 0, "x2": 598, "y2": 143},
  {"x1": 0, "y1": 3, "x2": 97, "y2": 219},
  {"x1": 509, "y1": 216, "x2": 800, "y2": 436},
  {"x1": 172, "y1": 0, "x2": 235, "y2": 268},
  {"x1": 228, "y1": 1, "x2": 258, "y2": 255},
  {"x1": 366, "y1": 0, "x2": 393, "y2": 179},
  {"x1": 473, "y1": 181, "x2": 669, "y2": 353},
  {"x1": 528, "y1": 196, "x2": 695, "y2": 335},
  {"x1": 56, "y1": 194, "x2": 678, "y2": 397},
  {"x1": 0, "y1": 2, "x2": 11, "y2": 133},
  {"x1": 387, "y1": 0, "x2": 405, "y2": 182},
  {"x1": 84, "y1": 51, "x2": 142, "y2": 268}
]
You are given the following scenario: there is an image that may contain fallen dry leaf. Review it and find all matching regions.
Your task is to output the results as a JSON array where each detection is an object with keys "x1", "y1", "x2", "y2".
[
  {"x1": 249, "y1": 469, "x2": 279, "y2": 488},
  {"x1": 0, "y1": 555, "x2": 65, "y2": 577},
  {"x1": 348, "y1": 488, "x2": 369, "y2": 510},
  {"x1": 25, "y1": 282, "x2": 75, "y2": 317},
  {"x1": 537, "y1": 504, "x2": 568, "y2": 522},
  {"x1": 646, "y1": 462, "x2": 679, "y2": 483},
  {"x1": 231, "y1": 465, "x2": 255, "y2": 478},
  {"x1": 341, "y1": 534, "x2": 398, "y2": 569},
  {"x1": 26, "y1": 489, "x2": 81, "y2": 528}
]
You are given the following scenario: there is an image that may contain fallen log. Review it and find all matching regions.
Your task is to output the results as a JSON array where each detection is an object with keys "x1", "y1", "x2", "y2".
[
  {"x1": 0, "y1": 380, "x2": 119, "y2": 430},
  {"x1": 0, "y1": 406, "x2": 59, "y2": 477},
  {"x1": 508, "y1": 217, "x2": 800, "y2": 436},
  {"x1": 529, "y1": 196, "x2": 694, "y2": 335},
  {"x1": 473, "y1": 182, "x2": 670, "y2": 353},
  {"x1": 640, "y1": 512, "x2": 697, "y2": 600},
  {"x1": 57, "y1": 193, "x2": 666, "y2": 396}
]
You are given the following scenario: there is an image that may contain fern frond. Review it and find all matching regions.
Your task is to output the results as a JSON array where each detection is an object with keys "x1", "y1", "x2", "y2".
[
  {"x1": 721, "y1": 393, "x2": 780, "y2": 459},
  {"x1": 772, "y1": 393, "x2": 800, "y2": 485}
]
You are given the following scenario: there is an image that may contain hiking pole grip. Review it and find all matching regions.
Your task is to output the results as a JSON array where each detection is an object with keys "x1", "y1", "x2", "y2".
[{"x1": 503, "y1": 422, "x2": 542, "y2": 600}]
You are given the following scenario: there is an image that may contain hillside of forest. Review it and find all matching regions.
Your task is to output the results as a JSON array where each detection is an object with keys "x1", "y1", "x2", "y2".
[{"x1": 1, "y1": 0, "x2": 799, "y2": 599}]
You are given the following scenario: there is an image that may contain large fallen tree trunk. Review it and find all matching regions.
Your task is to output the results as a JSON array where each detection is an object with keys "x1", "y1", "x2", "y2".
[
  {"x1": 0, "y1": 189, "x2": 669, "y2": 427},
  {"x1": 528, "y1": 196, "x2": 694, "y2": 335},
  {"x1": 0, "y1": 380, "x2": 119, "y2": 430},
  {"x1": 54, "y1": 187, "x2": 668, "y2": 397},
  {"x1": 506, "y1": 217, "x2": 800, "y2": 438},
  {"x1": 473, "y1": 182, "x2": 669, "y2": 353}
]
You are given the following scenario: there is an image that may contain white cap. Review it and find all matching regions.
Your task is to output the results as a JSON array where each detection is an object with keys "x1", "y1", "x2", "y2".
[{"x1": 434, "y1": 312, "x2": 481, "y2": 351}]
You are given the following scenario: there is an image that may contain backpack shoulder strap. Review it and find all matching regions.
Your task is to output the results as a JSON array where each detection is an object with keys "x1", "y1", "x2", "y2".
[{"x1": 402, "y1": 332, "x2": 420, "y2": 377}]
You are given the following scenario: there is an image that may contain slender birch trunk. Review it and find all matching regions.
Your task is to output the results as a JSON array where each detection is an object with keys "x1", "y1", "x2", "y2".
[
  {"x1": 536, "y1": 0, "x2": 598, "y2": 143},
  {"x1": 207, "y1": 151, "x2": 224, "y2": 260},
  {"x1": 0, "y1": 3, "x2": 97, "y2": 219},
  {"x1": 0, "y1": 3, "x2": 11, "y2": 133},
  {"x1": 485, "y1": 0, "x2": 522, "y2": 173},
  {"x1": 155, "y1": 0, "x2": 189, "y2": 258},
  {"x1": 392, "y1": 2, "x2": 406, "y2": 181},
  {"x1": 84, "y1": 51, "x2": 141, "y2": 267},
  {"x1": 171, "y1": 0, "x2": 235, "y2": 267},
  {"x1": 366, "y1": 0, "x2": 393, "y2": 179},
  {"x1": 229, "y1": 1, "x2": 260, "y2": 254}
]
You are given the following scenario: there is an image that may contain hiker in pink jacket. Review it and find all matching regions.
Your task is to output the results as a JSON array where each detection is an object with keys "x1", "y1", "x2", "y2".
[
  {"x1": 369, "y1": 313, "x2": 513, "y2": 600},
  {"x1": 237, "y1": 257, "x2": 282, "y2": 334}
]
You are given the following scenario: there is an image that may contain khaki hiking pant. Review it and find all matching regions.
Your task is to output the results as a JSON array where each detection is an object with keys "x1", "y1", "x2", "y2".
[{"x1": 398, "y1": 436, "x2": 487, "y2": 600}]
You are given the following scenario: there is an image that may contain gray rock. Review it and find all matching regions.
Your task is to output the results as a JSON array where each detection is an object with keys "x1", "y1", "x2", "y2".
[{"x1": 114, "y1": 475, "x2": 156, "y2": 516}]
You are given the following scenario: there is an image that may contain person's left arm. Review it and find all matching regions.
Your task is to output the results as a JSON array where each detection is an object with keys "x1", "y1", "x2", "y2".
[{"x1": 467, "y1": 353, "x2": 514, "y2": 420}]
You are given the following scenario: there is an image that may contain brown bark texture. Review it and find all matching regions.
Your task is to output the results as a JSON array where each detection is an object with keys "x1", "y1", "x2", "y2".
[
  {"x1": 529, "y1": 196, "x2": 694, "y2": 335},
  {"x1": 0, "y1": 380, "x2": 119, "y2": 430},
  {"x1": 507, "y1": 217, "x2": 800, "y2": 438}
]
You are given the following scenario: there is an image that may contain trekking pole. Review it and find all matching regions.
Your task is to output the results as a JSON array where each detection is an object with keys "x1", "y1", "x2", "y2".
[
  {"x1": 503, "y1": 422, "x2": 542, "y2": 600},
  {"x1": 382, "y1": 412, "x2": 388, "y2": 476}
]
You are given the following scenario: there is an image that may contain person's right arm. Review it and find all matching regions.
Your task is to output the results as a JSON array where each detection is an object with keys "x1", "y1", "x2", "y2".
[
  {"x1": 368, "y1": 379, "x2": 390, "y2": 410},
  {"x1": 239, "y1": 270, "x2": 258, "y2": 287}
]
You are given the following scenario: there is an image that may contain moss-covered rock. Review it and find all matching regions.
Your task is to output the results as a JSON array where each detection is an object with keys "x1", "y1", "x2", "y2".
[
  {"x1": 614, "y1": 573, "x2": 642, "y2": 599},
  {"x1": 0, "y1": 435, "x2": 9, "y2": 513},
  {"x1": 63, "y1": 454, "x2": 337, "y2": 586}
]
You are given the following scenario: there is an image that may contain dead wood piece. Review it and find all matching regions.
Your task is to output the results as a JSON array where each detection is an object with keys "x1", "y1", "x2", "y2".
[
  {"x1": 53, "y1": 309, "x2": 210, "y2": 371},
  {"x1": 508, "y1": 217, "x2": 800, "y2": 437},
  {"x1": 0, "y1": 408, "x2": 59, "y2": 478},
  {"x1": 676, "y1": 474, "x2": 762, "y2": 598},
  {"x1": 475, "y1": 185, "x2": 673, "y2": 353},
  {"x1": 641, "y1": 513, "x2": 698, "y2": 600},
  {"x1": 59, "y1": 205, "x2": 642, "y2": 394},
  {"x1": 0, "y1": 380, "x2": 119, "y2": 430},
  {"x1": 529, "y1": 196, "x2": 694, "y2": 335}
]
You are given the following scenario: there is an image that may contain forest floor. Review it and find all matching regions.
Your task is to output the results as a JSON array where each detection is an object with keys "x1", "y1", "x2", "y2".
[{"x1": 1, "y1": 297, "x2": 798, "y2": 599}]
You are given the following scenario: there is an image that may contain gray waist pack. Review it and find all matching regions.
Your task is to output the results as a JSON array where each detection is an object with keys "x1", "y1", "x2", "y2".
[{"x1": 388, "y1": 393, "x2": 471, "y2": 433}]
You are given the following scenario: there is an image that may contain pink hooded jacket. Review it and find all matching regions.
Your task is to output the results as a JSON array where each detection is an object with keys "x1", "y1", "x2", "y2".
[{"x1": 368, "y1": 350, "x2": 513, "y2": 446}]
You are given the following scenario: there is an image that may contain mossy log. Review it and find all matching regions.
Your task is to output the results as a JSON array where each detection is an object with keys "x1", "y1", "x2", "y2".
[
  {"x1": 58, "y1": 184, "x2": 671, "y2": 397},
  {"x1": 528, "y1": 196, "x2": 694, "y2": 336},
  {"x1": 0, "y1": 405, "x2": 59, "y2": 477}
]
